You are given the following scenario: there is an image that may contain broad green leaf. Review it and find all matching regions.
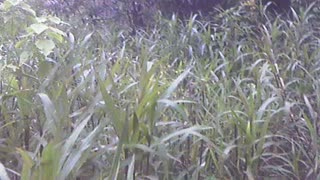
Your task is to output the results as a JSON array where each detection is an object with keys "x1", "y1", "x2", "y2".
[
  {"x1": 30, "y1": 23, "x2": 48, "y2": 34},
  {"x1": 47, "y1": 31, "x2": 64, "y2": 43},
  {"x1": 49, "y1": 27, "x2": 66, "y2": 36},
  {"x1": 35, "y1": 39, "x2": 55, "y2": 56},
  {"x1": 19, "y1": 51, "x2": 31, "y2": 66}
]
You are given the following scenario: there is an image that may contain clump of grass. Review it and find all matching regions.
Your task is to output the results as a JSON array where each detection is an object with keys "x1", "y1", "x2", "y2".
[{"x1": 0, "y1": 0, "x2": 319, "y2": 179}]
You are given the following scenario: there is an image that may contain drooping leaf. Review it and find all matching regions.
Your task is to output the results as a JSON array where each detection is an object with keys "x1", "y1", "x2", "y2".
[{"x1": 161, "y1": 67, "x2": 191, "y2": 99}]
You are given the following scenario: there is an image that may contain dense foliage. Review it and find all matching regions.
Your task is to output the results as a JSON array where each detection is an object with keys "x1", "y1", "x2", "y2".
[{"x1": 0, "y1": 0, "x2": 319, "y2": 179}]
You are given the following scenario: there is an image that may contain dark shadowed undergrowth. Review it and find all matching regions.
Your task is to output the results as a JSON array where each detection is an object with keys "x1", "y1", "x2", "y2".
[{"x1": 0, "y1": 0, "x2": 319, "y2": 179}]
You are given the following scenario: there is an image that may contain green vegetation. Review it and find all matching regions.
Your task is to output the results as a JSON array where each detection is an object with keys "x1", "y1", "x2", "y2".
[{"x1": 0, "y1": 0, "x2": 319, "y2": 179}]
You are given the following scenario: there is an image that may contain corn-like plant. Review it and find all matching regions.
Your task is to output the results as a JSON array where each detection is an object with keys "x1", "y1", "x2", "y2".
[{"x1": 0, "y1": 0, "x2": 319, "y2": 179}]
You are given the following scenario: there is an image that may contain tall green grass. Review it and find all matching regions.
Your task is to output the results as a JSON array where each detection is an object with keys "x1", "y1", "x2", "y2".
[{"x1": 0, "y1": 0, "x2": 319, "y2": 179}]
